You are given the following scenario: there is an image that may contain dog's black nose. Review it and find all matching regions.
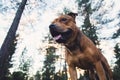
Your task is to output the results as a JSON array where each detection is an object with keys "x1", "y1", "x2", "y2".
[
  {"x1": 49, "y1": 24, "x2": 62, "y2": 31},
  {"x1": 49, "y1": 24, "x2": 56, "y2": 29}
]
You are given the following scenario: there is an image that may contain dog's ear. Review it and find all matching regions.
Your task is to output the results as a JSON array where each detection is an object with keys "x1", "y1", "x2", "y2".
[{"x1": 67, "y1": 12, "x2": 78, "y2": 20}]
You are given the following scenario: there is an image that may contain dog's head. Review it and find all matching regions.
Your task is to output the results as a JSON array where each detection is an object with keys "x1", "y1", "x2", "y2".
[{"x1": 49, "y1": 12, "x2": 78, "y2": 43}]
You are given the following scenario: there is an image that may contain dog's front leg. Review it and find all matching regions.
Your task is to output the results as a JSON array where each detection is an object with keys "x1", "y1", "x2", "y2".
[
  {"x1": 95, "y1": 61, "x2": 107, "y2": 80},
  {"x1": 69, "y1": 66, "x2": 77, "y2": 80}
]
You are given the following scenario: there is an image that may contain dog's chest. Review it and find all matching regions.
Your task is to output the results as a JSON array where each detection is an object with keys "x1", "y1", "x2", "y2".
[{"x1": 66, "y1": 50, "x2": 94, "y2": 69}]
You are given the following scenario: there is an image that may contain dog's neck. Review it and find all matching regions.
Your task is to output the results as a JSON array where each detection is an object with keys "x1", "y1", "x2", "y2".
[{"x1": 65, "y1": 29, "x2": 83, "y2": 52}]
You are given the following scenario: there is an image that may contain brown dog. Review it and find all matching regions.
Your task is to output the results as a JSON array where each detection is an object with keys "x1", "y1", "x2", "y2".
[{"x1": 49, "y1": 12, "x2": 113, "y2": 80}]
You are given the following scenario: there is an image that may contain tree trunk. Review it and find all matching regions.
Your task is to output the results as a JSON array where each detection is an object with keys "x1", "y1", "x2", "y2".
[{"x1": 0, "y1": 0, "x2": 27, "y2": 79}]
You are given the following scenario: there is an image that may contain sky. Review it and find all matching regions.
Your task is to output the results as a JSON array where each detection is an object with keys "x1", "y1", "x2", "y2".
[{"x1": 0, "y1": 0, "x2": 120, "y2": 75}]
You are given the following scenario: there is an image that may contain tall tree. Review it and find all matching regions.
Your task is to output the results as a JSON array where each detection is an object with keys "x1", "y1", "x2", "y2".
[
  {"x1": 113, "y1": 43, "x2": 120, "y2": 80},
  {"x1": 42, "y1": 46, "x2": 58, "y2": 80},
  {"x1": 43, "y1": 34, "x2": 68, "y2": 80},
  {"x1": 0, "y1": 0, "x2": 27, "y2": 79},
  {"x1": 2, "y1": 36, "x2": 18, "y2": 80},
  {"x1": 82, "y1": 14, "x2": 99, "y2": 45},
  {"x1": 19, "y1": 48, "x2": 31, "y2": 73},
  {"x1": 112, "y1": 13, "x2": 120, "y2": 79},
  {"x1": 77, "y1": 0, "x2": 99, "y2": 46}
]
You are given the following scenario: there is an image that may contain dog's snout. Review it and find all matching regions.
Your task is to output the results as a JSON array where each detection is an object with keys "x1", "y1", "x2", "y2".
[
  {"x1": 49, "y1": 24, "x2": 61, "y2": 31},
  {"x1": 49, "y1": 24, "x2": 56, "y2": 29}
]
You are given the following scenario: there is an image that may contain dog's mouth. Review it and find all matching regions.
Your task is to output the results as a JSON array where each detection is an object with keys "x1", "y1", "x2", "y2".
[{"x1": 50, "y1": 28, "x2": 72, "y2": 43}]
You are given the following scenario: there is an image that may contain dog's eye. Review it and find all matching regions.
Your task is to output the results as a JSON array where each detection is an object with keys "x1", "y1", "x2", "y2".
[{"x1": 60, "y1": 18, "x2": 67, "y2": 22}]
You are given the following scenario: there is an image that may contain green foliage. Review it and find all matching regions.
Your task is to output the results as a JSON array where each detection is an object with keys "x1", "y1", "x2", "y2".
[
  {"x1": 19, "y1": 48, "x2": 31, "y2": 72},
  {"x1": 113, "y1": 43, "x2": 120, "y2": 80},
  {"x1": 54, "y1": 70, "x2": 67, "y2": 80},
  {"x1": 82, "y1": 15, "x2": 99, "y2": 45},
  {"x1": 113, "y1": 66, "x2": 120, "y2": 80},
  {"x1": 12, "y1": 71, "x2": 27, "y2": 80},
  {"x1": 63, "y1": 7, "x2": 71, "y2": 14},
  {"x1": 112, "y1": 28, "x2": 120, "y2": 39},
  {"x1": 42, "y1": 45, "x2": 68, "y2": 80},
  {"x1": 77, "y1": 0, "x2": 99, "y2": 46},
  {"x1": 76, "y1": 0, "x2": 89, "y2": 6},
  {"x1": 34, "y1": 71, "x2": 41, "y2": 80},
  {"x1": 42, "y1": 46, "x2": 58, "y2": 80},
  {"x1": 114, "y1": 43, "x2": 120, "y2": 60}
]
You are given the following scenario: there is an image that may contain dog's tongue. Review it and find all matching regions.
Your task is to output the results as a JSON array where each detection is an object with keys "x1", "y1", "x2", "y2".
[{"x1": 53, "y1": 34, "x2": 62, "y2": 41}]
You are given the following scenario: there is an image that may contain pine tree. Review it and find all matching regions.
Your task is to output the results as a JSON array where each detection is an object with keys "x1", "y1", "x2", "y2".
[
  {"x1": 0, "y1": 0, "x2": 27, "y2": 79},
  {"x1": 12, "y1": 71, "x2": 27, "y2": 80},
  {"x1": 42, "y1": 33, "x2": 68, "y2": 80},
  {"x1": 3, "y1": 36, "x2": 18, "y2": 80},
  {"x1": 77, "y1": 0, "x2": 99, "y2": 45},
  {"x1": 113, "y1": 43, "x2": 120, "y2": 80},
  {"x1": 34, "y1": 71, "x2": 41, "y2": 80},
  {"x1": 42, "y1": 46, "x2": 58, "y2": 80},
  {"x1": 112, "y1": 28, "x2": 120, "y2": 39},
  {"x1": 82, "y1": 14, "x2": 99, "y2": 45},
  {"x1": 19, "y1": 48, "x2": 31, "y2": 74}
]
